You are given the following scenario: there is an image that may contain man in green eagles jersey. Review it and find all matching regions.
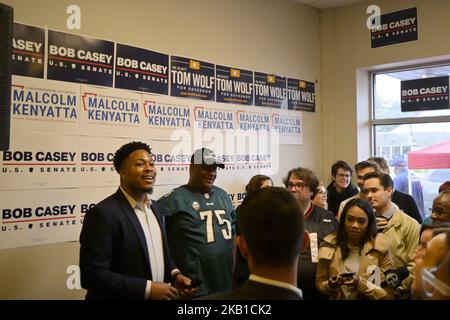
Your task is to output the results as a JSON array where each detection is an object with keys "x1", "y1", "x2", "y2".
[{"x1": 157, "y1": 148, "x2": 236, "y2": 297}]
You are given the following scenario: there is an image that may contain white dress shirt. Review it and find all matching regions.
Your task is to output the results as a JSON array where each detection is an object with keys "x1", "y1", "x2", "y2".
[{"x1": 120, "y1": 187, "x2": 165, "y2": 299}]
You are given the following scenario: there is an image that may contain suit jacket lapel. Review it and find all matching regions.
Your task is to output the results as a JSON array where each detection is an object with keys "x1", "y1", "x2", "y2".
[{"x1": 115, "y1": 189, "x2": 151, "y2": 268}]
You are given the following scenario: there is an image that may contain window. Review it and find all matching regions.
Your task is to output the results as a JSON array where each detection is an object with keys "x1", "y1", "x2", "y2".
[{"x1": 371, "y1": 63, "x2": 450, "y2": 218}]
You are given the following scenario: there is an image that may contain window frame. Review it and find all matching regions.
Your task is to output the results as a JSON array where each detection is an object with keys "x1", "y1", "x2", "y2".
[{"x1": 370, "y1": 62, "x2": 450, "y2": 156}]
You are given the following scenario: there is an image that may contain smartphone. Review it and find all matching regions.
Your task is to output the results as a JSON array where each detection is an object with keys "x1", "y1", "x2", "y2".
[
  {"x1": 339, "y1": 272, "x2": 356, "y2": 278},
  {"x1": 187, "y1": 278, "x2": 202, "y2": 289}
]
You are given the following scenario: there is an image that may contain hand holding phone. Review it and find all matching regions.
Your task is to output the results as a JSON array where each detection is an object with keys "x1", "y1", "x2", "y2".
[
  {"x1": 186, "y1": 278, "x2": 202, "y2": 289},
  {"x1": 339, "y1": 272, "x2": 359, "y2": 287},
  {"x1": 339, "y1": 272, "x2": 356, "y2": 279}
]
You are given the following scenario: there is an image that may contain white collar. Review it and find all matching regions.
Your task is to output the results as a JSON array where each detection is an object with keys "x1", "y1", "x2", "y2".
[{"x1": 249, "y1": 274, "x2": 303, "y2": 298}]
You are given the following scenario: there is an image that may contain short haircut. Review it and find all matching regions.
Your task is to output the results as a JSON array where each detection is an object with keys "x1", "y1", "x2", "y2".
[
  {"x1": 113, "y1": 141, "x2": 151, "y2": 173},
  {"x1": 363, "y1": 172, "x2": 393, "y2": 190},
  {"x1": 439, "y1": 181, "x2": 450, "y2": 193},
  {"x1": 420, "y1": 222, "x2": 450, "y2": 236},
  {"x1": 311, "y1": 181, "x2": 326, "y2": 200},
  {"x1": 238, "y1": 187, "x2": 304, "y2": 267},
  {"x1": 432, "y1": 228, "x2": 450, "y2": 238},
  {"x1": 355, "y1": 160, "x2": 381, "y2": 174},
  {"x1": 368, "y1": 157, "x2": 388, "y2": 173},
  {"x1": 245, "y1": 175, "x2": 272, "y2": 196},
  {"x1": 283, "y1": 167, "x2": 319, "y2": 191},
  {"x1": 331, "y1": 160, "x2": 353, "y2": 176},
  {"x1": 337, "y1": 199, "x2": 377, "y2": 259}
]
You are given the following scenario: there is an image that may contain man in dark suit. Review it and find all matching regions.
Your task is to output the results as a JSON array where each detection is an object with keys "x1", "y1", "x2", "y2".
[
  {"x1": 202, "y1": 187, "x2": 304, "y2": 300},
  {"x1": 79, "y1": 141, "x2": 195, "y2": 300}
]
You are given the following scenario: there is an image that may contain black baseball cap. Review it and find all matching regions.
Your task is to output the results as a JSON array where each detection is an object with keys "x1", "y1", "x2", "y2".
[{"x1": 190, "y1": 148, "x2": 225, "y2": 169}]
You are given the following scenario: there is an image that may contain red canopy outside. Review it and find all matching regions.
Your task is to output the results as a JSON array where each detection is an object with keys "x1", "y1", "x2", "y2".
[{"x1": 407, "y1": 139, "x2": 450, "y2": 169}]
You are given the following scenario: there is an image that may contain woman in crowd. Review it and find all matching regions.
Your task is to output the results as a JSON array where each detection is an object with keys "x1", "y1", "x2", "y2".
[
  {"x1": 412, "y1": 229, "x2": 450, "y2": 300},
  {"x1": 312, "y1": 181, "x2": 328, "y2": 210},
  {"x1": 316, "y1": 199, "x2": 393, "y2": 299},
  {"x1": 245, "y1": 174, "x2": 273, "y2": 195}
]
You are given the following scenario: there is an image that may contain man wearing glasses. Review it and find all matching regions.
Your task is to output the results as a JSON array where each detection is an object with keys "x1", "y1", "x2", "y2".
[
  {"x1": 284, "y1": 167, "x2": 338, "y2": 299},
  {"x1": 422, "y1": 190, "x2": 450, "y2": 225}
]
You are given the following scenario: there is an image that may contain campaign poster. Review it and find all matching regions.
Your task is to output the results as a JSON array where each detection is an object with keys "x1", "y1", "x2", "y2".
[
  {"x1": 145, "y1": 139, "x2": 192, "y2": 186},
  {"x1": 0, "y1": 188, "x2": 81, "y2": 249},
  {"x1": 370, "y1": 7, "x2": 418, "y2": 48},
  {"x1": 216, "y1": 65, "x2": 253, "y2": 105},
  {"x1": 193, "y1": 102, "x2": 235, "y2": 132},
  {"x1": 170, "y1": 56, "x2": 215, "y2": 101},
  {"x1": 287, "y1": 78, "x2": 315, "y2": 112},
  {"x1": 10, "y1": 76, "x2": 79, "y2": 136},
  {"x1": 235, "y1": 108, "x2": 271, "y2": 134},
  {"x1": 78, "y1": 136, "x2": 125, "y2": 188},
  {"x1": 12, "y1": 23, "x2": 45, "y2": 78},
  {"x1": 142, "y1": 94, "x2": 193, "y2": 141},
  {"x1": 47, "y1": 30, "x2": 114, "y2": 86},
  {"x1": 194, "y1": 135, "x2": 276, "y2": 199},
  {"x1": 78, "y1": 186, "x2": 117, "y2": 222},
  {"x1": 401, "y1": 76, "x2": 449, "y2": 112},
  {"x1": 254, "y1": 72, "x2": 287, "y2": 108},
  {"x1": 271, "y1": 109, "x2": 303, "y2": 145},
  {"x1": 79, "y1": 85, "x2": 142, "y2": 138},
  {"x1": 115, "y1": 44, "x2": 169, "y2": 95},
  {"x1": 0, "y1": 132, "x2": 80, "y2": 190}
]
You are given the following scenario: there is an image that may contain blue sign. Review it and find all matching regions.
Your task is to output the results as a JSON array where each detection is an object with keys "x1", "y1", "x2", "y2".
[
  {"x1": 370, "y1": 7, "x2": 418, "y2": 48},
  {"x1": 216, "y1": 65, "x2": 253, "y2": 105},
  {"x1": 254, "y1": 72, "x2": 286, "y2": 108},
  {"x1": 47, "y1": 30, "x2": 114, "y2": 86},
  {"x1": 170, "y1": 56, "x2": 215, "y2": 101},
  {"x1": 287, "y1": 78, "x2": 315, "y2": 112},
  {"x1": 115, "y1": 44, "x2": 169, "y2": 94},
  {"x1": 12, "y1": 23, "x2": 45, "y2": 78},
  {"x1": 401, "y1": 76, "x2": 449, "y2": 112}
]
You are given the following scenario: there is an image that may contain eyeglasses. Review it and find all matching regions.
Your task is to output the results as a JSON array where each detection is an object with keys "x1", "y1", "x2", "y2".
[
  {"x1": 429, "y1": 207, "x2": 450, "y2": 216},
  {"x1": 336, "y1": 173, "x2": 351, "y2": 179},
  {"x1": 421, "y1": 267, "x2": 450, "y2": 298},
  {"x1": 287, "y1": 182, "x2": 307, "y2": 190}
]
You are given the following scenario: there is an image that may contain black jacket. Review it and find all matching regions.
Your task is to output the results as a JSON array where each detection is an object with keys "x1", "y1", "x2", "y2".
[
  {"x1": 326, "y1": 183, "x2": 359, "y2": 215},
  {"x1": 202, "y1": 280, "x2": 303, "y2": 300},
  {"x1": 79, "y1": 189, "x2": 176, "y2": 299},
  {"x1": 392, "y1": 190, "x2": 423, "y2": 224},
  {"x1": 298, "y1": 205, "x2": 338, "y2": 300}
]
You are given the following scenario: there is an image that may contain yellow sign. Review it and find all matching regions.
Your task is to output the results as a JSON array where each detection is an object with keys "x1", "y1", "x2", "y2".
[
  {"x1": 267, "y1": 75, "x2": 275, "y2": 83},
  {"x1": 230, "y1": 68, "x2": 240, "y2": 78},
  {"x1": 189, "y1": 60, "x2": 200, "y2": 70}
]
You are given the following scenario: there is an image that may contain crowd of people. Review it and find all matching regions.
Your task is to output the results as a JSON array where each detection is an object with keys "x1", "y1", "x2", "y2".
[{"x1": 79, "y1": 141, "x2": 450, "y2": 300}]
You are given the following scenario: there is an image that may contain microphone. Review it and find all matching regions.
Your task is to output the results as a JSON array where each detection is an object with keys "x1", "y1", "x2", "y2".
[{"x1": 384, "y1": 266, "x2": 409, "y2": 287}]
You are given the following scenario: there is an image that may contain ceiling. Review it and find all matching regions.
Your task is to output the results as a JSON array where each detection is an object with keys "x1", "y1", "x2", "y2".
[{"x1": 292, "y1": 0, "x2": 367, "y2": 9}]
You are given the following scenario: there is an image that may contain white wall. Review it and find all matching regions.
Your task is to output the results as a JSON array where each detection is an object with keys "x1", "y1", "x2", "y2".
[{"x1": 0, "y1": 0, "x2": 321, "y2": 299}]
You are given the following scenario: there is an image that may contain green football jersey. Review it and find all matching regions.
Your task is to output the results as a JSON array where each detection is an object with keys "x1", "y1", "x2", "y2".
[{"x1": 157, "y1": 185, "x2": 236, "y2": 296}]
